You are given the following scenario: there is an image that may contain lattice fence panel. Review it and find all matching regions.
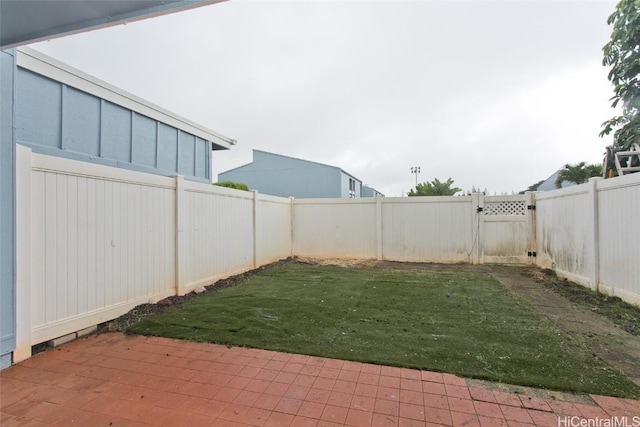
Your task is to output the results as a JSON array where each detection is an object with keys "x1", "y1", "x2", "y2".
[{"x1": 484, "y1": 201, "x2": 526, "y2": 216}]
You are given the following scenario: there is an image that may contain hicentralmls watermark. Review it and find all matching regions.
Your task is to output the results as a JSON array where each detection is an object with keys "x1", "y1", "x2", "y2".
[{"x1": 558, "y1": 416, "x2": 640, "y2": 427}]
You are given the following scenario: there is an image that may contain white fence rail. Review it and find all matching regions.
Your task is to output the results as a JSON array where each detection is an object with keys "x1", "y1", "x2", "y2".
[{"x1": 13, "y1": 146, "x2": 640, "y2": 365}]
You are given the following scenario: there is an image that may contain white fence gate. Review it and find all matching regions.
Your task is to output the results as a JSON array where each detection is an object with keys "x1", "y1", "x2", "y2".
[{"x1": 479, "y1": 194, "x2": 536, "y2": 264}]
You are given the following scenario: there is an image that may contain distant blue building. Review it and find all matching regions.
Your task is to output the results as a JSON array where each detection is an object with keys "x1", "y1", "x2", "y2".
[
  {"x1": 218, "y1": 150, "x2": 384, "y2": 199},
  {"x1": 361, "y1": 185, "x2": 384, "y2": 198}
]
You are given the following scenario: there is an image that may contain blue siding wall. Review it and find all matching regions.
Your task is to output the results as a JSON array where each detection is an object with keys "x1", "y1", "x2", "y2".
[
  {"x1": 195, "y1": 137, "x2": 207, "y2": 178},
  {"x1": 100, "y1": 101, "x2": 132, "y2": 162},
  {"x1": 64, "y1": 86, "x2": 101, "y2": 156},
  {"x1": 0, "y1": 50, "x2": 16, "y2": 369},
  {"x1": 157, "y1": 123, "x2": 178, "y2": 171},
  {"x1": 178, "y1": 131, "x2": 196, "y2": 176},
  {"x1": 15, "y1": 69, "x2": 61, "y2": 148},
  {"x1": 132, "y1": 114, "x2": 157, "y2": 167},
  {"x1": 15, "y1": 68, "x2": 212, "y2": 182}
]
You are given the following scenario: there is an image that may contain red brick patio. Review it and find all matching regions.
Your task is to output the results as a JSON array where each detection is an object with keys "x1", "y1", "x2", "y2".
[{"x1": 1, "y1": 333, "x2": 638, "y2": 426}]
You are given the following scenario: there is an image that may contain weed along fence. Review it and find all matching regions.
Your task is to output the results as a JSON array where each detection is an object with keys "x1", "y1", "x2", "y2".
[{"x1": 11, "y1": 145, "x2": 640, "y2": 364}]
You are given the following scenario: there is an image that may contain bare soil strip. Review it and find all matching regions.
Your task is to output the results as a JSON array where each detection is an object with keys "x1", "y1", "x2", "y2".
[{"x1": 487, "y1": 265, "x2": 640, "y2": 388}]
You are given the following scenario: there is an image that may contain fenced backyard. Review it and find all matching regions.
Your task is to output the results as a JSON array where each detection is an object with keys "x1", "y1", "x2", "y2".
[{"x1": 12, "y1": 144, "x2": 640, "y2": 367}]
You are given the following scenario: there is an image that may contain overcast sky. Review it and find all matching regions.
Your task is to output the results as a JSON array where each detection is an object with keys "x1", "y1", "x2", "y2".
[{"x1": 32, "y1": 0, "x2": 619, "y2": 196}]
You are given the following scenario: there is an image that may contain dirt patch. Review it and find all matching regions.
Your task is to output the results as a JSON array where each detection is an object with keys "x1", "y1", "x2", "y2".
[
  {"x1": 488, "y1": 264, "x2": 640, "y2": 388},
  {"x1": 524, "y1": 269, "x2": 639, "y2": 336},
  {"x1": 294, "y1": 257, "x2": 378, "y2": 268}
]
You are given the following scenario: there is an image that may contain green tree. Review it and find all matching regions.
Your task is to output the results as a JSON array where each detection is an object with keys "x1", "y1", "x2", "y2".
[
  {"x1": 213, "y1": 181, "x2": 249, "y2": 191},
  {"x1": 555, "y1": 162, "x2": 603, "y2": 188},
  {"x1": 600, "y1": 0, "x2": 640, "y2": 150},
  {"x1": 408, "y1": 178, "x2": 461, "y2": 196}
]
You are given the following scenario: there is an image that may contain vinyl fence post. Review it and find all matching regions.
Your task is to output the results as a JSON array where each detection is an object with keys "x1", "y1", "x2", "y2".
[
  {"x1": 525, "y1": 191, "x2": 536, "y2": 265},
  {"x1": 470, "y1": 193, "x2": 484, "y2": 264},
  {"x1": 252, "y1": 190, "x2": 258, "y2": 268},
  {"x1": 375, "y1": 197, "x2": 383, "y2": 260},
  {"x1": 175, "y1": 175, "x2": 187, "y2": 296},
  {"x1": 588, "y1": 177, "x2": 602, "y2": 292},
  {"x1": 14, "y1": 145, "x2": 32, "y2": 362},
  {"x1": 289, "y1": 197, "x2": 295, "y2": 257}
]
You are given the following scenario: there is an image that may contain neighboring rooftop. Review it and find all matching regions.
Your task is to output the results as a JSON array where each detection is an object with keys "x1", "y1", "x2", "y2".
[{"x1": 219, "y1": 150, "x2": 383, "y2": 198}]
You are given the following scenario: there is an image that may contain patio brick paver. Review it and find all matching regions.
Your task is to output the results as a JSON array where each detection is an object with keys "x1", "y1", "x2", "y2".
[{"x1": 1, "y1": 333, "x2": 639, "y2": 426}]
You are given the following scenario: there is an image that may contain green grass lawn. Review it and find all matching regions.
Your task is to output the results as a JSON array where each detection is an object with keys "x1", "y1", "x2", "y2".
[{"x1": 127, "y1": 261, "x2": 639, "y2": 398}]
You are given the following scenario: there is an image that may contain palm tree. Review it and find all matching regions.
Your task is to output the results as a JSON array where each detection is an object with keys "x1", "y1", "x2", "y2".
[
  {"x1": 409, "y1": 178, "x2": 462, "y2": 196},
  {"x1": 555, "y1": 162, "x2": 603, "y2": 188}
]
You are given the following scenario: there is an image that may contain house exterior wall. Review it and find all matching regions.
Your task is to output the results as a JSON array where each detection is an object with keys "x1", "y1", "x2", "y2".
[
  {"x1": 0, "y1": 49, "x2": 16, "y2": 369},
  {"x1": 13, "y1": 48, "x2": 233, "y2": 183},
  {"x1": 340, "y1": 171, "x2": 362, "y2": 198},
  {"x1": 219, "y1": 150, "x2": 342, "y2": 198},
  {"x1": 15, "y1": 67, "x2": 212, "y2": 182},
  {"x1": 361, "y1": 186, "x2": 383, "y2": 197}
]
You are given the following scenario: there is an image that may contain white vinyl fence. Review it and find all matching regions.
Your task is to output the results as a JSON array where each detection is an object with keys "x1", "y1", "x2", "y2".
[
  {"x1": 12, "y1": 146, "x2": 640, "y2": 365},
  {"x1": 536, "y1": 175, "x2": 640, "y2": 305},
  {"x1": 293, "y1": 198, "x2": 378, "y2": 259},
  {"x1": 14, "y1": 145, "x2": 292, "y2": 362},
  {"x1": 381, "y1": 196, "x2": 475, "y2": 263},
  {"x1": 293, "y1": 194, "x2": 534, "y2": 264}
]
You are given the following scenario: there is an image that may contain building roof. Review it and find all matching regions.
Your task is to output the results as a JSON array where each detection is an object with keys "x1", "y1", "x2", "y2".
[
  {"x1": 222, "y1": 149, "x2": 364, "y2": 182},
  {"x1": 535, "y1": 170, "x2": 577, "y2": 191}
]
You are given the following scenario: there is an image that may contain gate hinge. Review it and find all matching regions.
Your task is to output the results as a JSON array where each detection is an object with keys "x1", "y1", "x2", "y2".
[
  {"x1": 527, "y1": 251, "x2": 537, "y2": 257},
  {"x1": 476, "y1": 207, "x2": 484, "y2": 213},
  {"x1": 527, "y1": 205, "x2": 536, "y2": 210}
]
